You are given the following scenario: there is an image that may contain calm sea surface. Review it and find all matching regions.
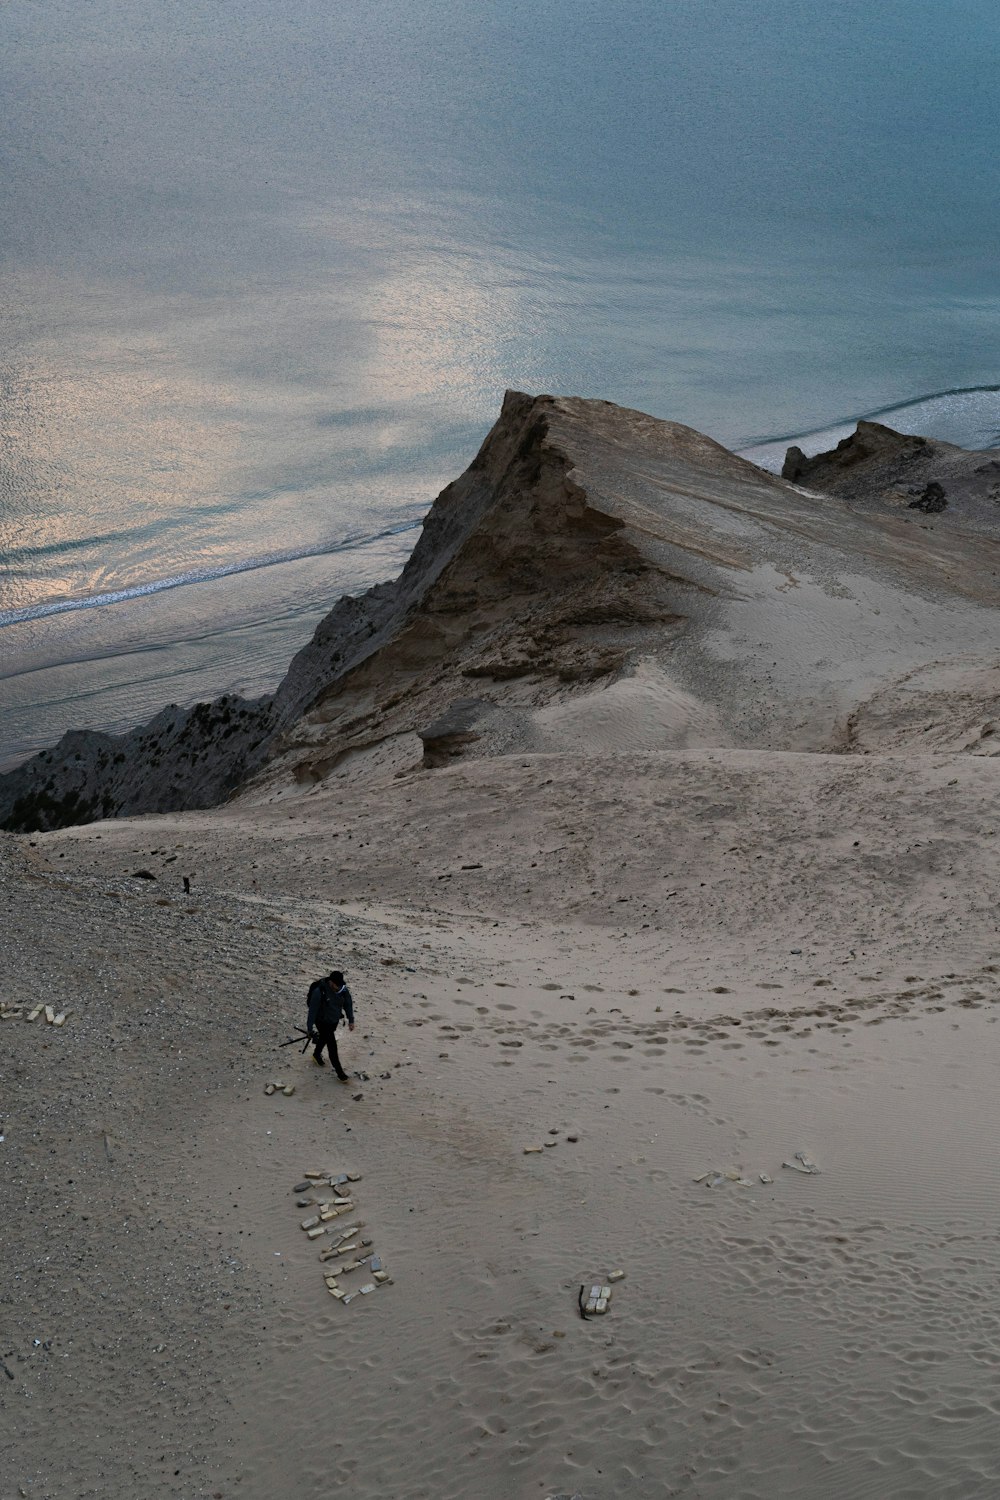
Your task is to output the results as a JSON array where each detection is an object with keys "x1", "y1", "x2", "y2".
[{"x1": 4, "y1": 0, "x2": 1000, "y2": 765}]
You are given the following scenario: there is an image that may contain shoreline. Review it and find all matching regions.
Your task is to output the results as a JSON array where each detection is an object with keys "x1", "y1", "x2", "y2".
[
  {"x1": 7, "y1": 381, "x2": 1000, "y2": 776},
  {"x1": 0, "y1": 531, "x2": 417, "y2": 773}
]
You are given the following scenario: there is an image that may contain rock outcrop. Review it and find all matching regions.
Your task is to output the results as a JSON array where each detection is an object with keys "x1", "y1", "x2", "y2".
[{"x1": 783, "y1": 419, "x2": 1000, "y2": 530}]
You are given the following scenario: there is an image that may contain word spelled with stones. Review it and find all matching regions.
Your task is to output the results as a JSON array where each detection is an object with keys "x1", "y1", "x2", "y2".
[
  {"x1": 291, "y1": 1170, "x2": 393, "y2": 1306},
  {"x1": 0, "y1": 1003, "x2": 69, "y2": 1026}
]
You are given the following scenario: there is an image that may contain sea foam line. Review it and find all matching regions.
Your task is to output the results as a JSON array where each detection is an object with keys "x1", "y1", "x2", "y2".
[
  {"x1": 740, "y1": 381, "x2": 1000, "y2": 453},
  {"x1": 0, "y1": 518, "x2": 424, "y2": 630}
]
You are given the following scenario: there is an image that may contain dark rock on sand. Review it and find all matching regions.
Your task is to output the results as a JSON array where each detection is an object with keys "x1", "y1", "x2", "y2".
[
  {"x1": 908, "y1": 481, "x2": 948, "y2": 514},
  {"x1": 784, "y1": 420, "x2": 1000, "y2": 530}
]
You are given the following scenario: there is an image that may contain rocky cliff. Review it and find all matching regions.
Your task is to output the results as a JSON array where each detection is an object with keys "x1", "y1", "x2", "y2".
[
  {"x1": 0, "y1": 391, "x2": 705, "y2": 829},
  {"x1": 5, "y1": 392, "x2": 1000, "y2": 832}
]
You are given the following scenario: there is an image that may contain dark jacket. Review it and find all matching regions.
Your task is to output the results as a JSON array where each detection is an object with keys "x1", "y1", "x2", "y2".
[{"x1": 307, "y1": 979, "x2": 354, "y2": 1034}]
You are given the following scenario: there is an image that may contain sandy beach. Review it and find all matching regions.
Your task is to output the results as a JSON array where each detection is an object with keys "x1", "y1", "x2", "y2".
[{"x1": 6, "y1": 397, "x2": 1000, "y2": 1497}]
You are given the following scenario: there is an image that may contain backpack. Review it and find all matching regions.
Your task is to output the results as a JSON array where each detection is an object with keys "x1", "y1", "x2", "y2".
[{"x1": 308, "y1": 977, "x2": 343, "y2": 1028}]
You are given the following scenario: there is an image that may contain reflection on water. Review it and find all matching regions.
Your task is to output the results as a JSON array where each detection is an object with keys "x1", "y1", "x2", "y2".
[{"x1": 5, "y1": 0, "x2": 1000, "y2": 764}]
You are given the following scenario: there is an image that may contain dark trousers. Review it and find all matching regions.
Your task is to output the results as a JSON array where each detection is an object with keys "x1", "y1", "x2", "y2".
[{"x1": 314, "y1": 1023, "x2": 347, "y2": 1078}]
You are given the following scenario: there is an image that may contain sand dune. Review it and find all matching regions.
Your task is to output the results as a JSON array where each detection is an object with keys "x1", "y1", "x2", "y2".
[
  {"x1": 8, "y1": 739, "x2": 1000, "y2": 1498},
  {"x1": 6, "y1": 396, "x2": 1000, "y2": 1497}
]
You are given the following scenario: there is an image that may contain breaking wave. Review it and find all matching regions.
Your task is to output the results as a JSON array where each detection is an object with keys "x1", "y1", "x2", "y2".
[{"x1": 0, "y1": 517, "x2": 424, "y2": 630}]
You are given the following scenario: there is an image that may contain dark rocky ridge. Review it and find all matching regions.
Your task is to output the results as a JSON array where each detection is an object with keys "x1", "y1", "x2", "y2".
[{"x1": 783, "y1": 420, "x2": 1000, "y2": 530}]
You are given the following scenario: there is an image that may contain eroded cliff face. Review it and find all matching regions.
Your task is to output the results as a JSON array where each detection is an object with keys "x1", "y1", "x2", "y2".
[
  {"x1": 0, "y1": 392, "x2": 693, "y2": 829},
  {"x1": 264, "y1": 394, "x2": 701, "y2": 789},
  {"x1": 7, "y1": 391, "x2": 1000, "y2": 832}
]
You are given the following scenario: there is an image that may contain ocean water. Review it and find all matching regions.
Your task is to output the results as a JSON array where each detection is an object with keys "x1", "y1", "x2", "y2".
[{"x1": 4, "y1": 0, "x2": 1000, "y2": 768}]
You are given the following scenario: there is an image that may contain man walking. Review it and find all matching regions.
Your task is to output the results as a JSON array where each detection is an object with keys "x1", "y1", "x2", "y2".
[{"x1": 306, "y1": 969, "x2": 355, "y2": 1081}]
